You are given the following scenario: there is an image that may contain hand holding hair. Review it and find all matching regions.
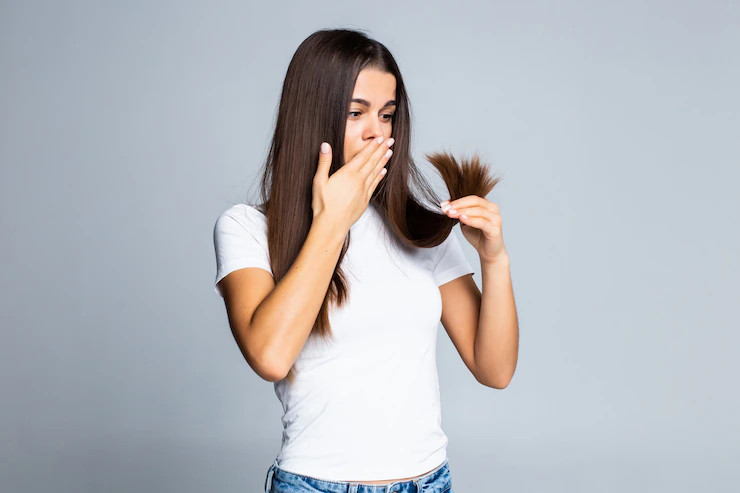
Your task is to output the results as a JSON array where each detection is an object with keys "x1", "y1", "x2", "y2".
[{"x1": 425, "y1": 151, "x2": 506, "y2": 263}]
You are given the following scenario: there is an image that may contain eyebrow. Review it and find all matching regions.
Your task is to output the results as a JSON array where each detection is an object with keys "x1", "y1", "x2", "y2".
[{"x1": 351, "y1": 98, "x2": 397, "y2": 108}]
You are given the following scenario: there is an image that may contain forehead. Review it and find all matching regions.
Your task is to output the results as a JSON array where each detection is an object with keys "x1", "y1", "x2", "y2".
[{"x1": 352, "y1": 68, "x2": 396, "y2": 100}]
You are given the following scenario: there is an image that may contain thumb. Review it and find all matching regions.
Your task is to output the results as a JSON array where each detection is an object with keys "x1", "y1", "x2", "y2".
[{"x1": 316, "y1": 141, "x2": 332, "y2": 183}]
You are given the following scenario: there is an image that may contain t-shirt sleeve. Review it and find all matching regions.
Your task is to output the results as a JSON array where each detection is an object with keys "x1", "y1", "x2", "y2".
[
  {"x1": 213, "y1": 204, "x2": 273, "y2": 298},
  {"x1": 432, "y1": 230, "x2": 475, "y2": 286}
]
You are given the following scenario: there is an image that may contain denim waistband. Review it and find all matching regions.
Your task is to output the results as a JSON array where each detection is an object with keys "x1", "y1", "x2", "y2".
[{"x1": 264, "y1": 457, "x2": 450, "y2": 493}]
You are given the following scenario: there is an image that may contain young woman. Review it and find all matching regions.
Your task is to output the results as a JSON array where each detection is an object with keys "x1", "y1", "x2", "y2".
[{"x1": 213, "y1": 28, "x2": 519, "y2": 492}]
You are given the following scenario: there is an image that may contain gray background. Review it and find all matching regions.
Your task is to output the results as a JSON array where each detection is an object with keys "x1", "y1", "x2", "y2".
[{"x1": 2, "y1": 1, "x2": 738, "y2": 492}]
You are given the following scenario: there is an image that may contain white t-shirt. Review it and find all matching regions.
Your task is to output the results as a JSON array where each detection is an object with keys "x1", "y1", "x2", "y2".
[{"x1": 212, "y1": 202, "x2": 475, "y2": 481}]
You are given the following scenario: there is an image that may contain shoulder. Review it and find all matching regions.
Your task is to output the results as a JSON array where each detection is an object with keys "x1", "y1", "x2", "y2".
[
  {"x1": 214, "y1": 203, "x2": 268, "y2": 241},
  {"x1": 216, "y1": 203, "x2": 266, "y2": 227},
  {"x1": 219, "y1": 203, "x2": 265, "y2": 220},
  {"x1": 423, "y1": 229, "x2": 464, "y2": 263}
]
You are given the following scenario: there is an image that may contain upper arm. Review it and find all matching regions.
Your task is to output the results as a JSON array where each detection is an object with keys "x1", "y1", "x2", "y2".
[
  {"x1": 430, "y1": 230, "x2": 484, "y2": 383},
  {"x1": 439, "y1": 273, "x2": 483, "y2": 382},
  {"x1": 218, "y1": 267, "x2": 278, "y2": 380},
  {"x1": 213, "y1": 205, "x2": 279, "y2": 381}
]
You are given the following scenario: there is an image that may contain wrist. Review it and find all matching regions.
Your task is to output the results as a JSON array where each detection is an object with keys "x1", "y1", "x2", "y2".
[
  {"x1": 481, "y1": 253, "x2": 510, "y2": 268},
  {"x1": 311, "y1": 213, "x2": 349, "y2": 245}
]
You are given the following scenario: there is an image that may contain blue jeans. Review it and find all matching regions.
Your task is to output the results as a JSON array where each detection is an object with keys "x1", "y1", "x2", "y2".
[{"x1": 264, "y1": 458, "x2": 453, "y2": 493}]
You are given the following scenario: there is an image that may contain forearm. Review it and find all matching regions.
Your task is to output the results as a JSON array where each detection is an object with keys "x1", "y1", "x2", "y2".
[
  {"x1": 474, "y1": 255, "x2": 519, "y2": 388},
  {"x1": 249, "y1": 215, "x2": 347, "y2": 378}
]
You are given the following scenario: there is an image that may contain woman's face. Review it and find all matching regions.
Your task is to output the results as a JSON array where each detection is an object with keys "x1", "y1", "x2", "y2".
[{"x1": 344, "y1": 68, "x2": 397, "y2": 165}]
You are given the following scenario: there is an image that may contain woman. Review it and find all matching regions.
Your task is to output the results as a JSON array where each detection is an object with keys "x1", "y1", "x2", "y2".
[{"x1": 213, "y1": 28, "x2": 518, "y2": 492}]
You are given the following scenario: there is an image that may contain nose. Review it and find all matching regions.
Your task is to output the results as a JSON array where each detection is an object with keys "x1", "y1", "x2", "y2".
[{"x1": 364, "y1": 119, "x2": 384, "y2": 141}]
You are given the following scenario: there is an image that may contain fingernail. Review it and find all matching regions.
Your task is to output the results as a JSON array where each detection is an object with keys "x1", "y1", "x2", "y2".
[
  {"x1": 387, "y1": 138, "x2": 395, "y2": 147},
  {"x1": 440, "y1": 204, "x2": 450, "y2": 212},
  {"x1": 377, "y1": 136, "x2": 384, "y2": 144},
  {"x1": 321, "y1": 142, "x2": 330, "y2": 154},
  {"x1": 440, "y1": 200, "x2": 450, "y2": 207}
]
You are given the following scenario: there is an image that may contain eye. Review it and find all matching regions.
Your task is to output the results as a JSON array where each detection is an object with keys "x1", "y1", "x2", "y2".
[{"x1": 348, "y1": 111, "x2": 395, "y2": 120}]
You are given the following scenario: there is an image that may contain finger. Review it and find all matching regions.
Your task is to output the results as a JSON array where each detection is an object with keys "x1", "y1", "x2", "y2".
[
  {"x1": 444, "y1": 205, "x2": 498, "y2": 221},
  {"x1": 361, "y1": 136, "x2": 394, "y2": 176},
  {"x1": 364, "y1": 141, "x2": 393, "y2": 190},
  {"x1": 442, "y1": 196, "x2": 496, "y2": 213},
  {"x1": 372, "y1": 138, "x2": 394, "y2": 175},
  {"x1": 346, "y1": 136, "x2": 386, "y2": 171},
  {"x1": 457, "y1": 211, "x2": 501, "y2": 232},
  {"x1": 367, "y1": 164, "x2": 388, "y2": 198},
  {"x1": 457, "y1": 213, "x2": 486, "y2": 228},
  {"x1": 315, "y1": 141, "x2": 333, "y2": 185}
]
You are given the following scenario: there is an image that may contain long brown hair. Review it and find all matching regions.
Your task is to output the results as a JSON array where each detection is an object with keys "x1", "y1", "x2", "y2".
[{"x1": 251, "y1": 29, "x2": 501, "y2": 383}]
